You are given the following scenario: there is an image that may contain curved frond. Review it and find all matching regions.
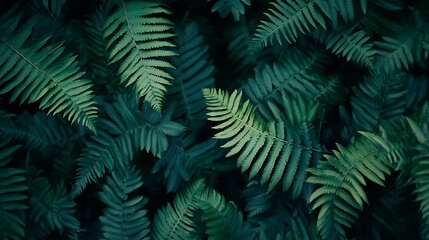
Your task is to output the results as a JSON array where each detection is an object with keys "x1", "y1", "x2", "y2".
[
  {"x1": 72, "y1": 96, "x2": 184, "y2": 196},
  {"x1": 249, "y1": 0, "x2": 326, "y2": 53},
  {"x1": 203, "y1": 88, "x2": 322, "y2": 196},
  {"x1": 151, "y1": 179, "x2": 206, "y2": 240},
  {"x1": 99, "y1": 163, "x2": 150, "y2": 240},
  {"x1": 0, "y1": 9, "x2": 98, "y2": 131},
  {"x1": 307, "y1": 136, "x2": 390, "y2": 239},
  {"x1": 312, "y1": 26, "x2": 376, "y2": 68},
  {"x1": 351, "y1": 70, "x2": 408, "y2": 132},
  {"x1": 167, "y1": 20, "x2": 215, "y2": 128},
  {"x1": 104, "y1": 1, "x2": 176, "y2": 111},
  {"x1": 196, "y1": 187, "x2": 253, "y2": 239},
  {"x1": 208, "y1": 0, "x2": 250, "y2": 21},
  {"x1": 0, "y1": 140, "x2": 27, "y2": 240}
]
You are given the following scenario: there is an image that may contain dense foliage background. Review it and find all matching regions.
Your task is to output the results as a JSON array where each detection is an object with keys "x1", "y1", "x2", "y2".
[{"x1": 1, "y1": 0, "x2": 429, "y2": 239}]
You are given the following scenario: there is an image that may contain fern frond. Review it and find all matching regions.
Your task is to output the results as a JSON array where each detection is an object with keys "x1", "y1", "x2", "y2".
[
  {"x1": 196, "y1": 187, "x2": 253, "y2": 239},
  {"x1": 203, "y1": 88, "x2": 322, "y2": 196},
  {"x1": 84, "y1": 2, "x2": 119, "y2": 95},
  {"x1": 0, "y1": 9, "x2": 98, "y2": 131},
  {"x1": 312, "y1": 26, "x2": 376, "y2": 68},
  {"x1": 225, "y1": 21, "x2": 257, "y2": 77},
  {"x1": 99, "y1": 163, "x2": 150, "y2": 240},
  {"x1": 151, "y1": 179, "x2": 206, "y2": 240},
  {"x1": 152, "y1": 136, "x2": 224, "y2": 192},
  {"x1": 28, "y1": 176, "x2": 80, "y2": 237},
  {"x1": 167, "y1": 20, "x2": 215, "y2": 128},
  {"x1": 242, "y1": 48, "x2": 331, "y2": 118},
  {"x1": 351, "y1": 70, "x2": 408, "y2": 132},
  {"x1": 0, "y1": 140, "x2": 27, "y2": 240},
  {"x1": 405, "y1": 117, "x2": 429, "y2": 238},
  {"x1": 375, "y1": 26, "x2": 423, "y2": 72},
  {"x1": 317, "y1": 0, "x2": 367, "y2": 26},
  {"x1": 0, "y1": 112, "x2": 80, "y2": 154},
  {"x1": 208, "y1": 0, "x2": 250, "y2": 21},
  {"x1": 72, "y1": 96, "x2": 184, "y2": 196},
  {"x1": 249, "y1": 0, "x2": 326, "y2": 53},
  {"x1": 104, "y1": 1, "x2": 176, "y2": 111},
  {"x1": 307, "y1": 136, "x2": 390, "y2": 239}
]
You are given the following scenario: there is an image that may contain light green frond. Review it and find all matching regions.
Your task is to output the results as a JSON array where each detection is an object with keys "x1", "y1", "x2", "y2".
[
  {"x1": 99, "y1": 162, "x2": 150, "y2": 240},
  {"x1": 0, "y1": 140, "x2": 27, "y2": 240},
  {"x1": 196, "y1": 187, "x2": 253, "y2": 239},
  {"x1": 307, "y1": 136, "x2": 390, "y2": 240},
  {"x1": 312, "y1": 26, "x2": 376, "y2": 68},
  {"x1": 151, "y1": 179, "x2": 206, "y2": 240},
  {"x1": 249, "y1": 0, "x2": 326, "y2": 53},
  {"x1": 104, "y1": 1, "x2": 176, "y2": 111},
  {"x1": 208, "y1": 0, "x2": 251, "y2": 21},
  {"x1": 203, "y1": 88, "x2": 322, "y2": 196},
  {"x1": 0, "y1": 9, "x2": 98, "y2": 131},
  {"x1": 72, "y1": 96, "x2": 184, "y2": 196},
  {"x1": 167, "y1": 20, "x2": 215, "y2": 128}
]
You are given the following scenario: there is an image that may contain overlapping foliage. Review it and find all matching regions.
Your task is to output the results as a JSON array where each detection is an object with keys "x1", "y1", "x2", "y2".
[{"x1": 1, "y1": 0, "x2": 429, "y2": 239}]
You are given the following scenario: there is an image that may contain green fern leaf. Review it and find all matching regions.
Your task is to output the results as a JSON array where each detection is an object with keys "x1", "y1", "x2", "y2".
[
  {"x1": 249, "y1": 0, "x2": 326, "y2": 53},
  {"x1": 203, "y1": 88, "x2": 322, "y2": 196},
  {"x1": 312, "y1": 26, "x2": 376, "y2": 68},
  {"x1": 208, "y1": 0, "x2": 251, "y2": 21},
  {"x1": 0, "y1": 112, "x2": 81, "y2": 155},
  {"x1": 0, "y1": 9, "x2": 98, "y2": 131},
  {"x1": 307, "y1": 136, "x2": 390, "y2": 239},
  {"x1": 196, "y1": 187, "x2": 253, "y2": 239},
  {"x1": 167, "y1": 20, "x2": 215, "y2": 128},
  {"x1": 28, "y1": 176, "x2": 80, "y2": 237},
  {"x1": 104, "y1": 1, "x2": 176, "y2": 111},
  {"x1": 151, "y1": 179, "x2": 206, "y2": 240},
  {"x1": 0, "y1": 140, "x2": 27, "y2": 240},
  {"x1": 99, "y1": 163, "x2": 150, "y2": 240},
  {"x1": 72, "y1": 96, "x2": 184, "y2": 196},
  {"x1": 351, "y1": 70, "x2": 408, "y2": 132},
  {"x1": 242, "y1": 49, "x2": 332, "y2": 119}
]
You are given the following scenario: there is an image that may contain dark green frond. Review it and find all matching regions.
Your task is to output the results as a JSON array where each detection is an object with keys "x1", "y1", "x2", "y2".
[
  {"x1": 28, "y1": 176, "x2": 80, "y2": 238},
  {"x1": 0, "y1": 9, "x2": 98, "y2": 131},
  {"x1": 351, "y1": 70, "x2": 408, "y2": 132},
  {"x1": 99, "y1": 163, "x2": 150, "y2": 240},
  {"x1": 152, "y1": 137, "x2": 225, "y2": 193},
  {"x1": 0, "y1": 140, "x2": 27, "y2": 240},
  {"x1": 104, "y1": 1, "x2": 176, "y2": 111},
  {"x1": 208, "y1": 0, "x2": 251, "y2": 21},
  {"x1": 151, "y1": 179, "x2": 206, "y2": 240},
  {"x1": 196, "y1": 187, "x2": 253, "y2": 239},
  {"x1": 375, "y1": 23, "x2": 424, "y2": 72},
  {"x1": 308, "y1": 136, "x2": 390, "y2": 240},
  {"x1": 406, "y1": 117, "x2": 429, "y2": 238},
  {"x1": 167, "y1": 20, "x2": 215, "y2": 128},
  {"x1": 249, "y1": 0, "x2": 326, "y2": 52},
  {"x1": 312, "y1": 26, "x2": 376, "y2": 68},
  {"x1": 72, "y1": 96, "x2": 184, "y2": 196},
  {"x1": 0, "y1": 112, "x2": 81, "y2": 155},
  {"x1": 242, "y1": 48, "x2": 331, "y2": 119},
  {"x1": 317, "y1": 0, "x2": 367, "y2": 26},
  {"x1": 203, "y1": 88, "x2": 322, "y2": 196}
]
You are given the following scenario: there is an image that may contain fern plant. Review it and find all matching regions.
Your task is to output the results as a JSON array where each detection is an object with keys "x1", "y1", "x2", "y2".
[{"x1": 1, "y1": 0, "x2": 429, "y2": 239}]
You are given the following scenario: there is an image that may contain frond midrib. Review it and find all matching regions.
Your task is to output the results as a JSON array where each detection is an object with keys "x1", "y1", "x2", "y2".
[{"x1": 0, "y1": 37, "x2": 90, "y2": 122}]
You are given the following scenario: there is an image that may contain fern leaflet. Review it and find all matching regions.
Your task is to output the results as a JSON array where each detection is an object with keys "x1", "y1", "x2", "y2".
[{"x1": 104, "y1": 1, "x2": 176, "y2": 111}]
